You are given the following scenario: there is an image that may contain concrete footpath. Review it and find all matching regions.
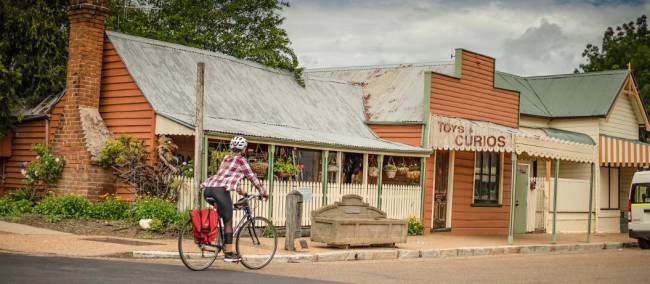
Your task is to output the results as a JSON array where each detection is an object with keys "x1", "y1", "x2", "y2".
[{"x1": 0, "y1": 220, "x2": 638, "y2": 263}]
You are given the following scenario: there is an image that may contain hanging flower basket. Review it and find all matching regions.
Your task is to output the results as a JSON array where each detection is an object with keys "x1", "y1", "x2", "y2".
[
  {"x1": 368, "y1": 166, "x2": 379, "y2": 177},
  {"x1": 328, "y1": 164, "x2": 339, "y2": 172},
  {"x1": 384, "y1": 164, "x2": 397, "y2": 179},
  {"x1": 397, "y1": 165, "x2": 409, "y2": 175},
  {"x1": 406, "y1": 170, "x2": 421, "y2": 180},
  {"x1": 251, "y1": 161, "x2": 269, "y2": 176}
]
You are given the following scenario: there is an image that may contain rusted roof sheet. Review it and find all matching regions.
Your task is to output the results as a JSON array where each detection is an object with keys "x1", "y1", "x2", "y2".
[
  {"x1": 307, "y1": 63, "x2": 454, "y2": 123},
  {"x1": 106, "y1": 31, "x2": 429, "y2": 154}
]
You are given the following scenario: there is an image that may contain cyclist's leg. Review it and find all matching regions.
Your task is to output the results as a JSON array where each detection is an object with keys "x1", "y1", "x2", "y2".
[{"x1": 211, "y1": 187, "x2": 234, "y2": 252}]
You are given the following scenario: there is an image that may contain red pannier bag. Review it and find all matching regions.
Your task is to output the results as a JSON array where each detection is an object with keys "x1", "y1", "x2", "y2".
[{"x1": 191, "y1": 208, "x2": 218, "y2": 245}]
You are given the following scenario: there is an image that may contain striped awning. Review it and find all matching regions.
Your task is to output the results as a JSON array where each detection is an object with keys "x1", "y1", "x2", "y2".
[{"x1": 600, "y1": 135, "x2": 650, "y2": 167}]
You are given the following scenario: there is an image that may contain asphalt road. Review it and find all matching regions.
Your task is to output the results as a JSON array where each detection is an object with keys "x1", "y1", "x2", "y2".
[
  {"x1": 0, "y1": 252, "x2": 337, "y2": 284},
  {"x1": 1, "y1": 249, "x2": 648, "y2": 283}
]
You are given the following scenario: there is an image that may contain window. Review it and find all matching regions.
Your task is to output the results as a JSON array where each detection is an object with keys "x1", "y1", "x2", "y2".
[
  {"x1": 474, "y1": 152, "x2": 500, "y2": 205},
  {"x1": 631, "y1": 183, "x2": 650, "y2": 204},
  {"x1": 599, "y1": 167, "x2": 619, "y2": 210}
]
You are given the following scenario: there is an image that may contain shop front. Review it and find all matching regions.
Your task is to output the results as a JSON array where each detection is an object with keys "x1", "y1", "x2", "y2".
[{"x1": 427, "y1": 115, "x2": 519, "y2": 235}]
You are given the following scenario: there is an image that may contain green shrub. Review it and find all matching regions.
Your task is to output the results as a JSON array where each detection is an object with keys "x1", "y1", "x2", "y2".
[
  {"x1": 89, "y1": 196, "x2": 130, "y2": 220},
  {"x1": 407, "y1": 215, "x2": 424, "y2": 236},
  {"x1": 148, "y1": 218, "x2": 163, "y2": 231},
  {"x1": 5, "y1": 188, "x2": 33, "y2": 201},
  {"x1": 127, "y1": 197, "x2": 183, "y2": 229},
  {"x1": 98, "y1": 134, "x2": 147, "y2": 169},
  {"x1": 0, "y1": 198, "x2": 33, "y2": 216},
  {"x1": 34, "y1": 194, "x2": 92, "y2": 222}
]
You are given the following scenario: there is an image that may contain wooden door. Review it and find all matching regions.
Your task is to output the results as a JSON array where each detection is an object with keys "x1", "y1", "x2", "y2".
[
  {"x1": 432, "y1": 151, "x2": 450, "y2": 229},
  {"x1": 515, "y1": 164, "x2": 529, "y2": 233}
]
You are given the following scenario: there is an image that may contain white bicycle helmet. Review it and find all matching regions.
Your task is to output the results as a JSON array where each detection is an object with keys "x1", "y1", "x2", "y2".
[{"x1": 229, "y1": 136, "x2": 248, "y2": 150}]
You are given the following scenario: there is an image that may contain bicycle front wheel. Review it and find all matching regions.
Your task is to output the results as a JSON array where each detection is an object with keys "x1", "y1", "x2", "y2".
[
  {"x1": 236, "y1": 216, "x2": 277, "y2": 269},
  {"x1": 178, "y1": 218, "x2": 220, "y2": 271}
]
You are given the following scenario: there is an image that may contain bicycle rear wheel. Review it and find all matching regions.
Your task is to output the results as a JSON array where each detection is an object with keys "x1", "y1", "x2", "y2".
[
  {"x1": 235, "y1": 216, "x2": 277, "y2": 269},
  {"x1": 178, "y1": 218, "x2": 221, "y2": 271}
]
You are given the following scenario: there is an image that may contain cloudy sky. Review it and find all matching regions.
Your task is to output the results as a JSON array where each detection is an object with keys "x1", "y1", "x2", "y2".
[{"x1": 281, "y1": 0, "x2": 650, "y2": 76}]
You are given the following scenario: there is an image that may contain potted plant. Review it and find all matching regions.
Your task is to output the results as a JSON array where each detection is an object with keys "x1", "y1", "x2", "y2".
[
  {"x1": 397, "y1": 162, "x2": 409, "y2": 175},
  {"x1": 328, "y1": 163, "x2": 339, "y2": 172},
  {"x1": 384, "y1": 163, "x2": 397, "y2": 179},
  {"x1": 273, "y1": 161, "x2": 298, "y2": 177},
  {"x1": 406, "y1": 164, "x2": 421, "y2": 180},
  {"x1": 368, "y1": 166, "x2": 379, "y2": 177},
  {"x1": 251, "y1": 160, "x2": 269, "y2": 176}
]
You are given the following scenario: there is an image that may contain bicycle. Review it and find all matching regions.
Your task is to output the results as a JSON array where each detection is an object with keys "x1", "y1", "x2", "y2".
[{"x1": 178, "y1": 193, "x2": 277, "y2": 270}]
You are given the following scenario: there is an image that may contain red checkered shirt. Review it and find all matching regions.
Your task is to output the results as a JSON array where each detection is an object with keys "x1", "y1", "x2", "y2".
[{"x1": 201, "y1": 154, "x2": 266, "y2": 194}]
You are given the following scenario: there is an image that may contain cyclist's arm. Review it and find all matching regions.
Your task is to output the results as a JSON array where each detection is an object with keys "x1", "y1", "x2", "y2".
[{"x1": 238, "y1": 156, "x2": 267, "y2": 195}]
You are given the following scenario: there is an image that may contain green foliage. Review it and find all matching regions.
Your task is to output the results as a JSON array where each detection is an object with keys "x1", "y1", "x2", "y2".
[
  {"x1": 209, "y1": 150, "x2": 229, "y2": 175},
  {"x1": 89, "y1": 196, "x2": 130, "y2": 220},
  {"x1": 4, "y1": 188, "x2": 33, "y2": 202},
  {"x1": 34, "y1": 194, "x2": 92, "y2": 222},
  {"x1": 127, "y1": 197, "x2": 183, "y2": 229},
  {"x1": 384, "y1": 164, "x2": 397, "y2": 171},
  {"x1": 98, "y1": 134, "x2": 147, "y2": 169},
  {"x1": 0, "y1": 198, "x2": 33, "y2": 217},
  {"x1": 178, "y1": 160, "x2": 194, "y2": 178},
  {"x1": 262, "y1": 225, "x2": 275, "y2": 238},
  {"x1": 23, "y1": 144, "x2": 65, "y2": 191},
  {"x1": 273, "y1": 161, "x2": 299, "y2": 176},
  {"x1": 407, "y1": 215, "x2": 424, "y2": 236},
  {"x1": 106, "y1": 0, "x2": 304, "y2": 87},
  {"x1": 148, "y1": 218, "x2": 164, "y2": 231},
  {"x1": 0, "y1": 0, "x2": 68, "y2": 137},
  {"x1": 578, "y1": 14, "x2": 650, "y2": 112}
]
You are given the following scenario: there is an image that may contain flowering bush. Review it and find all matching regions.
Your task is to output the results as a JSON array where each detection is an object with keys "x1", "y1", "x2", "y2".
[
  {"x1": 98, "y1": 134, "x2": 147, "y2": 169},
  {"x1": 178, "y1": 160, "x2": 194, "y2": 178},
  {"x1": 23, "y1": 144, "x2": 65, "y2": 195}
]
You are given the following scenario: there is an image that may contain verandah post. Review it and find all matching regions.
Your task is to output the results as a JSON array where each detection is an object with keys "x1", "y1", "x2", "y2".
[
  {"x1": 322, "y1": 150, "x2": 329, "y2": 206},
  {"x1": 192, "y1": 62, "x2": 205, "y2": 209},
  {"x1": 267, "y1": 145, "x2": 275, "y2": 219},
  {"x1": 377, "y1": 154, "x2": 384, "y2": 208},
  {"x1": 551, "y1": 159, "x2": 560, "y2": 244},
  {"x1": 507, "y1": 152, "x2": 517, "y2": 245},
  {"x1": 587, "y1": 162, "x2": 595, "y2": 243},
  {"x1": 419, "y1": 156, "x2": 426, "y2": 222}
]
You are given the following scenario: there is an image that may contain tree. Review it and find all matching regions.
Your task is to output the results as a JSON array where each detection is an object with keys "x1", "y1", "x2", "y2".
[
  {"x1": 0, "y1": 0, "x2": 303, "y2": 137},
  {"x1": 578, "y1": 15, "x2": 650, "y2": 112},
  {"x1": 0, "y1": 0, "x2": 68, "y2": 137},
  {"x1": 106, "y1": 0, "x2": 304, "y2": 86}
]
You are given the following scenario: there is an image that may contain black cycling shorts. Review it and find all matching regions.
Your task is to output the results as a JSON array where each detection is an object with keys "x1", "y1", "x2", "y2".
[{"x1": 203, "y1": 187, "x2": 233, "y2": 223}]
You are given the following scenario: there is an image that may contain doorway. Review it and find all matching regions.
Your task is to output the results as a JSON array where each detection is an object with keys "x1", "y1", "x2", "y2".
[
  {"x1": 514, "y1": 164, "x2": 529, "y2": 234},
  {"x1": 432, "y1": 151, "x2": 450, "y2": 230}
]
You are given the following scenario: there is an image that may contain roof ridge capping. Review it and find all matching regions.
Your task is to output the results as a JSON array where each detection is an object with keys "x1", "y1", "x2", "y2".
[
  {"x1": 523, "y1": 69, "x2": 629, "y2": 80},
  {"x1": 105, "y1": 30, "x2": 355, "y2": 86},
  {"x1": 306, "y1": 61, "x2": 454, "y2": 73}
]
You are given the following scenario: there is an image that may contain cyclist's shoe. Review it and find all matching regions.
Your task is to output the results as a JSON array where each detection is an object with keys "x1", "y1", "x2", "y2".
[{"x1": 224, "y1": 252, "x2": 241, "y2": 263}]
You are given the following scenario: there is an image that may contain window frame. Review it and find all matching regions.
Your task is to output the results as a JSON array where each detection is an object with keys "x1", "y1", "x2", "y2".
[{"x1": 472, "y1": 151, "x2": 503, "y2": 207}]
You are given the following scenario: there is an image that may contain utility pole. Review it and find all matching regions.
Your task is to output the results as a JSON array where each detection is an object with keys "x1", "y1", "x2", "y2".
[{"x1": 193, "y1": 62, "x2": 205, "y2": 208}]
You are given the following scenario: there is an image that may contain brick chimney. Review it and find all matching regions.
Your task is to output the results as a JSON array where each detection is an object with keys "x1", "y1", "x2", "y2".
[{"x1": 50, "y1": 0, "x2": 114, "y2": 200}]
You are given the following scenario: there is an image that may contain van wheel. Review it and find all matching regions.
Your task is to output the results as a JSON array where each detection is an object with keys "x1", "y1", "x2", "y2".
[{"x1": 639, "y1": 239, "x2": 650, "y2": 249}]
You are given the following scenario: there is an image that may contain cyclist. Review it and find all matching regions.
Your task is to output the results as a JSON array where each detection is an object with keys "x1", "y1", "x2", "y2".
[{"x1": 202, "y1": 136, "x2": 268, "y2": 262}]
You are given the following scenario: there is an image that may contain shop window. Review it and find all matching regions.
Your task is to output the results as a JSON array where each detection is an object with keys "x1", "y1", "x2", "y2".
[
  {"x1": 473, "y1": 152, "x2": 500, "y2": 205},
  {"x1": 342, "y1": 152, "x2": 363, "y2": 184},
  {"x1": 273, "y1": 146, "x2": 322, "y2": 182},
  {"x1": 599, "y1": 167, "x2": 619, "y2": 210}
]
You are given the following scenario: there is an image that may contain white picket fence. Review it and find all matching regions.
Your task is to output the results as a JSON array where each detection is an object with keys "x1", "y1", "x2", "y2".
[{"x1": 175, "y1": 176, "x2": 421, "y2": 227}]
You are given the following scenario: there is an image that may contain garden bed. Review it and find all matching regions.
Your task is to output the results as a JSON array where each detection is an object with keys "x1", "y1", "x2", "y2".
[{"x1": 1, "y1": 214, "x2": 178, "y2": 239}]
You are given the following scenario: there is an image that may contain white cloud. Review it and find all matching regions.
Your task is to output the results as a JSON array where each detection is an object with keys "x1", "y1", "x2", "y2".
[{"x1": 281, "y1": 0, "x2": 650, "y2": 75}]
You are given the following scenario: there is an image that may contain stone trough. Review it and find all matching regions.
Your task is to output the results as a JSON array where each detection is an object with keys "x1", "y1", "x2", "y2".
[{"x1": 310, "y1": 194, "x2": 407, "y2": 248}]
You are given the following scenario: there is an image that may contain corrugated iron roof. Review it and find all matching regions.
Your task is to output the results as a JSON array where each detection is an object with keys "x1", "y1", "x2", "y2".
[
  {"x1": 106, "y1": 31, "x2": 429, "y2": 154},
  {"x1": 496, "y1": 70, "x2": 629, "y2": 118},
  {"x1": 542, "y1": 128, "x2": 595, "y2": 145},
  {"x1": 307, "y1": 62, "x2": 455, "y2": 123},
  {"x1": 22, "y1": 90, "x2": 65, "y2": 119}
]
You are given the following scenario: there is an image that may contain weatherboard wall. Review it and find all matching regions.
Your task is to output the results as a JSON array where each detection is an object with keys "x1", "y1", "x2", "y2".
[
  {"x1": 367, "y1": 124, "x2": 422, "y2": 147},
  {"x1": 0, "y1": 120, "x2": 47, "y2": 192}
]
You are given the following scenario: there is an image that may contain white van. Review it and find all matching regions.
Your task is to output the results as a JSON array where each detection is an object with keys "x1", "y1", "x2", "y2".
[{"x1": 628, "y1": 171, "x2": 650, "y2": 249}]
